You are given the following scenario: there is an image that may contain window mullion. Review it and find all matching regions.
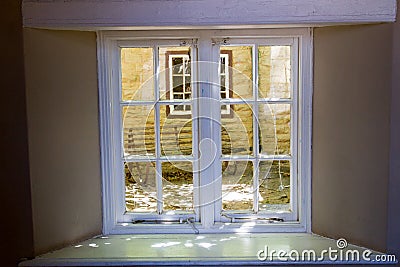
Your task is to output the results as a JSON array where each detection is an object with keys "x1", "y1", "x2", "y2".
[
  {"x1": 153, "y1": 45, "x2": 163, "y2": 214},
  {"x1": 198, "y1": 35, "x2": 220, "y2": 227},
  {"x1": 290, "y1": 38, "x2": 299, "y2": 219},
  {"x1": 253, "y1": 44, "x2": 260, "y2": 213},
  {"x1": 190, "y1": 42, "x2": 200, "y2": 221},
  {"x1": 211, "y1": 41, "x2": 223, "y2": 223}
]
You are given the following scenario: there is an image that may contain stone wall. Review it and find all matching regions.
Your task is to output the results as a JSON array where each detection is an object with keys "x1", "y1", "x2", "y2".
[{"x1": 121, "y1": 45, "x2": 291, "y2": 159}]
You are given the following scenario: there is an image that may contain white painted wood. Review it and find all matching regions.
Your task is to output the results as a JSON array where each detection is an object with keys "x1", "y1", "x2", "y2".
[
  {"x1": 197, "y1": 32, "x2": 218, "y2": 228},
  {"x1": 23, "y1": 0, "x2": 396, "y2": 29},
  {"x1": 253, "y1": 44, "x2": 260, "y2": 213},
  {"x1": 299, "y1": 28, "x2": 313, "y2": 232},
  {"x1": 190, "y1": 43, "x2": 200, "y2": 221},
  {"x1": 290, "y1": 37, "x2": 299, "y2": 220},
  {"x1": 98, "y1": 29, "x2": 312, "y2": 234}
]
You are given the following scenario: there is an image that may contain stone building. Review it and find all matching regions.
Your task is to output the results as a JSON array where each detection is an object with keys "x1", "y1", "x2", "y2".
[{"x1": 121, "y1": 45, "x2": 292, "y2": 211}]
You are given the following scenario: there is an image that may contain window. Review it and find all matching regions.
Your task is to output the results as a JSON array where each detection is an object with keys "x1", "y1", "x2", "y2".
[
  {"x1": 99, "y1": 29, "x2": 312, "y2": 234},
  {"x1": 166, "y1": 51, "x2": 232, "y2": 117}
]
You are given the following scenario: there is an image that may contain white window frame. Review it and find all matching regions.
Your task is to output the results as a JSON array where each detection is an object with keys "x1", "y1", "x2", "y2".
[{"x1": 97, "y1": 29, "x2": 313, "y2": 235}]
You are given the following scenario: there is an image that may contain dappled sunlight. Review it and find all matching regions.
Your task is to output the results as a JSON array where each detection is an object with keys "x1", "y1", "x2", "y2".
[
  {"x1": 234, "y1": 221, "x2": 257, "y2": 233},
  {"x1": 184, "y1": 242, "x2": 194, "y2": 248},
  {"x1": 196, "y1": 242, "x2": 216, "y2": 249},
  {"x1": 151, "y1": 241, "x2": 181, "y2": 248}
]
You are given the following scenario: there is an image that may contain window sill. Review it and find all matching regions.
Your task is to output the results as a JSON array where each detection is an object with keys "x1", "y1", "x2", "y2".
[{"x1": 19, "y1": 233, "x2": 395, "y2": 266}]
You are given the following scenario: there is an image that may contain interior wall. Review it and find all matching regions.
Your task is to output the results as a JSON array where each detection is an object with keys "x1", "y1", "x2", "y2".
[
  {"x1": 312, "y1": 24, "x2": 393, "y2": 252},
  {"x1": 387, "y1": 0, "x2": 400, "y2": 257},
  {"x1": 23, "y1": 28, "x2": 102, "y2": 255},
  {"x1": 0, "y1": 0, "x2": 34, "y2": 265}
]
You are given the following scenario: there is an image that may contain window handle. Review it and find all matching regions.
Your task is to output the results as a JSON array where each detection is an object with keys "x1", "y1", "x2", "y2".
[
  {"x1": 221, "y1": 213, "x2": 284, "y2": 223},
  {"x1": 131, "y1": 217, "x2": 199, "y2": 234},
  {"x1": 187, "y1": 217, "x2": 199, "y2": 234}
]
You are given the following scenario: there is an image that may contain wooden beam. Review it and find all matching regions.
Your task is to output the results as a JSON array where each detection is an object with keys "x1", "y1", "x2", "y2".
[{"x1": 23, "y1": 0, "x2": 397, "y2": 30}]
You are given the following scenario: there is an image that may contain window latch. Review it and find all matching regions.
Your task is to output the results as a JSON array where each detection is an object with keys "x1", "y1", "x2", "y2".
[
  {"x1": 180, "y1": 39, "x2": 198, "y2": 47},
  {"x1": 212, "y1": 38, "x2": 229, "y2": 45}
]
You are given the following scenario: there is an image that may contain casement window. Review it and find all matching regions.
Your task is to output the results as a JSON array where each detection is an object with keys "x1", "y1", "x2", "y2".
[{"x1": 98, "y1": 29, "x2": 312, "y2": 234}]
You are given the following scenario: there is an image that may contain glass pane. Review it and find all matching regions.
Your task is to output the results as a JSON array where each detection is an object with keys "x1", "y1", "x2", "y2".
[
  {"x1": 125, "y1": 162, "x2": 157, "y2": 212},
  {"x1": 173, "y1": 76, "x2": 183, "y2": 88},
  {"x1": 259, "y1": 104, "x2": 291, "y2": 156},
  {"x1": 122, "y1": 106, "x2": 155, "y2": 156},
  {"x1": 221, "y1": 104, "x2": 253, "y2": 155},
  {"x1": 160, "y1": 105, "x2": 192, "y2": 156},
  {"x1": 162, "y1": 162, "x2": 193, "y2": 211},
  {"x1": 259, "y1": 160, "x2": 290, "y2": 212},
  {"x1": 159, "y1": 47, "x2": 191, "y2": 100},
  {"x1": 220, "y1": 47, "x2": 253, "y2": 99},
  {"x1": 121, "y1": 48, "x2": 154, "y2": 101},
  {"x1": 222, "y1": 161, "x2": 253, "y2": 211},
  {"x1": 258, "y1": 46, "x2": 291, "y2": 99}
]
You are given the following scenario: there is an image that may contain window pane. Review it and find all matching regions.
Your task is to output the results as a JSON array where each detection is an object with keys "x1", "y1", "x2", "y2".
[
  {"x1": 125, "y1": 162, "x2": 157, "y2": 212},
  {"x1": 258, "y1": 46, "x2": 291, "y2": 99},
  {"x1": 159, "y1": 47, "x2": 191, "y2": 100},
  {"x1": 121, "y1": 48, "x2": 154, "y2": 101},
  {"x1": 172, "y1": 76, "x2": 183, "y2": 88},
  {"x1": 220, "y1": 47, "x2": 253, "y2": 99},
  {"x1": 222, "y1": 161, "x2": 253, "y2": 211},
  {"x1": 162, "y1": 162, "x2": 193, "y2": 211},
  {"x1": 122, "y1": 106, "x2": 155, "y2": 156},
  {"x1": 259, "y1": 160, "x2": 290, "y2": 212},
  {"x1": 160, "y1": 105, "x2": 192, "y2": 156},
  {"x1": 221, "y1": 104, "x2": 253, "y2": 155},
  {"x1": 259, "y1": 104, "x2": 291, "y2": 156}
]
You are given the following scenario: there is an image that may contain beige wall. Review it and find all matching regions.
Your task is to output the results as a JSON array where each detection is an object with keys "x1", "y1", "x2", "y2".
[
  {"x1": 23, "y1": 29, "x2": 102, "y2": 255},
  {"x1": 312, "y1": 24, "x2": 393, "y2": 251}
]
